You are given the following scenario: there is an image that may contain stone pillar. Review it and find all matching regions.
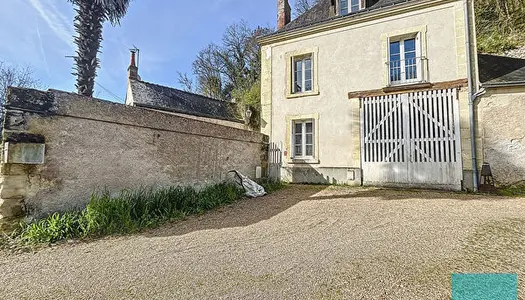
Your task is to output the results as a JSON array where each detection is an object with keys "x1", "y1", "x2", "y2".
[
  {"x1": 0, "y1": 165, "x2": 28, "y2": 231},
  {"x1": 0, "y1": 139, "x2": 45, "y2": 231}
]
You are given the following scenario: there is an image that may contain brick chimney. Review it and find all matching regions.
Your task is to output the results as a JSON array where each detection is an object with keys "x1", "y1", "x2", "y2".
[
  {"x1": 277, "y1": 0, "x2": 291, "y2": 30},
  {"x1": 128, "y1": 50, "x2": 139, "y2": 81}
]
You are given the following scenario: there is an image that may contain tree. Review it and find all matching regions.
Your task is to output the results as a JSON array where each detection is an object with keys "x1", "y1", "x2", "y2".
[
  {"x1": 475, "y1": 0, "x2": 525, "y2": 53},
  {"x1": 294, "y1": 0, "x2": 318, "y2": 16},
  {"x1": 68, "y1": 0, "x2": 132, "y2": 97},
  {"x1": 183, "y1": 21, "x2": 272, "y2": 129},
  {"x1": 0, "y1": 61, "x2": 41, "y2": 118},
  {"x1": 192, "y1": 44, "x2": 224, "y2": 99}
]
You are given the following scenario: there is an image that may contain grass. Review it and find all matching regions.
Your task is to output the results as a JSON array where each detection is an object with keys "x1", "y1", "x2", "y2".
[
  {"x1": 6, "y1": 180, "x2": 285, "y2": 247},
  {"x1": 257, "y1": 178, "x2": 287, "y2": 194},
  {"x1": 498, "y1": 183, "x2": 525, "y2": 197}
]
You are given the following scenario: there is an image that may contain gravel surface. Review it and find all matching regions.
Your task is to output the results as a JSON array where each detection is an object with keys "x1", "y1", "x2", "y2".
[
  {"x1": 505, "y1": 46, "x2": 525, "y2": 59},
  {"x1": 1, "y1": 185, "x2": 525, "y2": 299}
]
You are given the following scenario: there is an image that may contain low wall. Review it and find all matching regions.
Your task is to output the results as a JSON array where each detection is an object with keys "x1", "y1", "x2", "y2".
[
  {"x1": 477, "y1": 86, "x2": 525, "y2": 186},
  {"x1": 0, "y1": 87, "x2": 267, "y2": 227}
]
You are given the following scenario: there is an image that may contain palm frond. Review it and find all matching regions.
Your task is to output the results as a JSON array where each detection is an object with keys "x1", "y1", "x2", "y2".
[{"x1": 96, "y1": 0, "x2": 132, "y2": 25}]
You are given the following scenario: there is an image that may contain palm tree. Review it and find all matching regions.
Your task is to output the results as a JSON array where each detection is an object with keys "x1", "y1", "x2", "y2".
[{"x1": 69, "y1": 0, "x2": 131, "y2": 97}]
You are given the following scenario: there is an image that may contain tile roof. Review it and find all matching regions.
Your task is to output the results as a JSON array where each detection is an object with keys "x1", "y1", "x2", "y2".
[
  {"x1": 129, "y1": 80, "x2": 242, "y2": 123},
  {"x1": 478, "y1": 54, "x2": 525, "y2": 86},
  {"x1": 275, "y1": 0, "x2": 422, "y2": 35}
]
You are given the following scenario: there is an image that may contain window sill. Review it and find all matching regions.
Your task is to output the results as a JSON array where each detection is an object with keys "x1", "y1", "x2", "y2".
[
  {"x1": 286, "y1": 90, "x2": 320, "y2": 99},
  {"x1": 287, "y1": 158, "x2": 320, "y2": 164},
  {"x1": 383, "y1": 81, "x2": 431, "y2": 93}
]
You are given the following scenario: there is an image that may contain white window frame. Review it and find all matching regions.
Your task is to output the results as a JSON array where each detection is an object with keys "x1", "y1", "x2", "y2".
[
  {"x1": 292, "y1": 119, "x2": 315, "y2": 159},
  {"x1": 340, "y1": 0, "x2": 363, "y2": 15},
  {"x1": 388, "y1": 33, "x2": 422, "y2": 85},
  {"x1": 292, "y1": 55, "x2": 314, "y2": 94}
]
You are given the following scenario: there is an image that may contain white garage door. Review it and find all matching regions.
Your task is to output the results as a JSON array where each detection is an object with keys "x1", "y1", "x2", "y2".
[{"x1": 360, "y1": 88, "x2": 462, "y2": 190}]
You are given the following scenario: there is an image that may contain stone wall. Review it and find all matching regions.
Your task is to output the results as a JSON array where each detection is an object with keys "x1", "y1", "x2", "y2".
[
  {"x1": 0, "y1": 87, "x2": 267, "y2": 228},
  {"x1": 477, "y1": 86, "x2": 525, "y2": 186}
]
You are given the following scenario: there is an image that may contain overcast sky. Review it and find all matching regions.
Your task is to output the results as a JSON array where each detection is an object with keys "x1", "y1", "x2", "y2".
[{"x1": 0, "y1": 0, "x2": 299, "y2": 102}]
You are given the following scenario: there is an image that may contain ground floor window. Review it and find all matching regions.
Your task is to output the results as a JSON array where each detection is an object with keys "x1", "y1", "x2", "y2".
[{"x1": 293, "y1": 119, "x2": 314, "y2": 159}]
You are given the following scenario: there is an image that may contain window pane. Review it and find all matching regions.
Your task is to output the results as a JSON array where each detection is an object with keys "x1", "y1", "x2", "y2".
[
  {"x1": 305, "y1": 80, "x2": 312, "y2": 91},
  {"x1": 404, "y1": 39, "x2": 417, "y2": 80},
  {"x1": 305, "y1": 69, "x2": 312, "y2": 81},
  {"x1": 389, "y1": 41, "x2": 401, "y2": 82},
  {"x1": 294, "y1": 59, "x2": 303, "y2": 93},
  {"x1": 295, "y1": 146, "x2": 302, "y2": 157},
  {"x1": 340, "y1": 0, "x2": 348, "y2": 14},
  {"x1": 306, "y1": 133, "x2": 313, "y2": 144},
  {"x1": 351, "y1": 0, "x2": 360, "y2": 12},
  {"x1": 404, "y1": 38, "x2": 416, "y2": 52},
  {"x1": 306, "y1": 145, "x2": 313, "y2": 156},
  {"x1": 294, "y1": 123, "x2": 302, "y2": 134},
  {"x1": 304, "y1": 58, "x2": 312, "y2": 71},
  {"x1": 294, "y1": 134, "x2": 302, "y2": 147},
  {"x1": 390, "y1": 41, "x2": 400, "y2": 57},
  {"x1": 305, "y1": 122, "x2": 313, "y2": 133}
]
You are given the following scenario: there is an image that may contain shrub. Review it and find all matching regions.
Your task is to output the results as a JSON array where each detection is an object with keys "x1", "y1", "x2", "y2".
[{"x1": 17, "y1": 182, "x2": 245, "y2": 246}]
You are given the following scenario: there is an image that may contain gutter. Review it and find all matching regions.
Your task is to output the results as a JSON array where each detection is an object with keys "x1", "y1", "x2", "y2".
[{"x1": 464, "y1": 0, "x2": 485, "y2": 192}]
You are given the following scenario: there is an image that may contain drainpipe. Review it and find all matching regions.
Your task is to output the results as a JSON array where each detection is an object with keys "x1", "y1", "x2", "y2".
[{"x1": 464, "y1": 0, "x2": 484, "y2": 192}]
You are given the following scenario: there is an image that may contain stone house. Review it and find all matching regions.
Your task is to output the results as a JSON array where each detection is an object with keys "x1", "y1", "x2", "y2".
[{"x1": 260, "y1": 0, "x2": 525, "y2": 190}]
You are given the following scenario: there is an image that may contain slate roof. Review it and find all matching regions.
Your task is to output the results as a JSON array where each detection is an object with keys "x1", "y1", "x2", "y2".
[
  {"x1": 129, "y1": 80, "x2": 242, "y2": 123},
  {"x1": 478, "y1": 54, "x2": 525, "y2": 87},
  {"x1": 275, "y1": 0, "x2": 422, "y2": 35}
]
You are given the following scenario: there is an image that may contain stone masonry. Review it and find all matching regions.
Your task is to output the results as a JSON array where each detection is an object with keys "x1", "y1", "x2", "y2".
[{"x1": 0, "y1": 87, "x2": 268, "y2": 229}]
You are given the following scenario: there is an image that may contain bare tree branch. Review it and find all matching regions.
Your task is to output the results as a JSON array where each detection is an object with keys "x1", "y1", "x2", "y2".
[
  {"x1": 294, "y1": 0, "x2": 319, "y2": 17},
  {"x1": 177, "y1": 72, "x2": 195, "y2": 93},
  {"x1": 0, "y1": 61, "x2": 41, "y2": 107}
]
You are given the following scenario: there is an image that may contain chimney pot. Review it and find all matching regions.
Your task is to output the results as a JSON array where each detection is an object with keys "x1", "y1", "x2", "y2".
[{"x1": 277, "y1": 0, "x2": 291, "y2": 30}]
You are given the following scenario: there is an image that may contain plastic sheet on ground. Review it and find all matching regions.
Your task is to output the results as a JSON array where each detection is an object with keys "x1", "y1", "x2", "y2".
[{"x1": 228, "y1": 170, "x2": 266, "y2": 198}]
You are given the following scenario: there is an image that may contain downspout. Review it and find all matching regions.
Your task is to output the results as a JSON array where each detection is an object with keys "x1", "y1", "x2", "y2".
[{"x1": 464, "y1": 0, "x2": 484, "y2": 192}]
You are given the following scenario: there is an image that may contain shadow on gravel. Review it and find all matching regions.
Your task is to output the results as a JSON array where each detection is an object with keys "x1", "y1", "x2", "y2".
[
  {"x1": 141, "y1": 185, "x2": 329, "y2": 238},
  {"x1": 142, "y1": 184, "x2": 519, "y2": 238}
]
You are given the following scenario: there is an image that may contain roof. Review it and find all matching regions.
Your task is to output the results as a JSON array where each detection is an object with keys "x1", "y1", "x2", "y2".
[
  {"x1": 275, "y1": 0, "x2": 422, "y2": 35},
  {"x1": 478, "y1": 54, "x2": 525, "y2": 87},
  {"x1": 129, "y1": 80, "x2": 242, "y2": 123}
]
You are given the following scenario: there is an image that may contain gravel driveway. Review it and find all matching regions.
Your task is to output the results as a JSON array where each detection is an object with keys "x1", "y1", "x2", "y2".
[{"x1": 1, "y1": 185, "x2": 525, "y2": 299}]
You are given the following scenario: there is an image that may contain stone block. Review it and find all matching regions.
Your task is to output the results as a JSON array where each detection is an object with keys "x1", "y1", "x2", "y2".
[
  {"x1": 0, "y1": 175, "x2": 28, "y2": 199},
  {"x1": 1, "y1": 164, "x2": 28, "y2": 176},
  {"x1": 0, "y1": 198, "x2": 24, "y2": 218},
  {"x1": 4, "y1": 142, "x2": 45, "y2": 164}
]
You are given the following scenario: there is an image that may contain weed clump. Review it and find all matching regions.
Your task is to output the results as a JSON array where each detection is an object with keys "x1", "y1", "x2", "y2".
[{"x1": 16, "y1": 183, "x2": 244, "y2": 245}]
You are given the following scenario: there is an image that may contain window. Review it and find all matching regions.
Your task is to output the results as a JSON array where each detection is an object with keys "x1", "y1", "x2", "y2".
[
  {"x1": 389, "y1": 37, "x2": 421, "y2": 84},
  {"x1": 293, "y1": 55, "x2": 313, "y2": 94},
  {"x1": 286, "y1": 48, "x2": 318, "y2": 98},
  {"x1": 340, "y1": 0, "x2": 361, "y2": 15},
  {"x1": 293, "y1": 120, "x2": 314, "y2": 158}
]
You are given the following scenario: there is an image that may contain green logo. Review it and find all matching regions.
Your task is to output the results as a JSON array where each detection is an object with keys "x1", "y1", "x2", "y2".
[{"x1": 452, "y1": 274, "x2": 517, "y2": 300}]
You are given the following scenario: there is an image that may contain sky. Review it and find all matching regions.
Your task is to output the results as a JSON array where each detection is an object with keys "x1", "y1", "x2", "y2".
[{"x1": 0, "y1": 0, "x2": 300, "y2": 103}]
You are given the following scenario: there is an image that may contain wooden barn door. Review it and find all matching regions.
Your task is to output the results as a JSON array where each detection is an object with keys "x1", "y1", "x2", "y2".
[{"x1": 361, "y1": 88, "x2": 462, "y2": 190}]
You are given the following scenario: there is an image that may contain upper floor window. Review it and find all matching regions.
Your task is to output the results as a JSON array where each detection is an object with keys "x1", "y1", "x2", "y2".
[
  {"x1": 293, "y1": 55, "x2": 313, "y2": 94},
  {"x1": 340, "y1": 0, "x2": 362, "y2": 15},
  {"x1": 389, "y1": 36, "x2": 422, "y2": 84}
]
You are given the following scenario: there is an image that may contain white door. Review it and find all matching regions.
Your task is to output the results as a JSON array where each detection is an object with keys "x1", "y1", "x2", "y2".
[{"x1": 360, "y1": 88, "x2": 462, "y2": 190}]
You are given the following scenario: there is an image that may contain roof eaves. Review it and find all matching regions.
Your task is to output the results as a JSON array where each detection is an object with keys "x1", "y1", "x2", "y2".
[
  {"x1": 482, "y1": 81, "x2": 525, "y2": 88},
  {"x1": 259, "y1": 0, "x2": 450, "y2": 45}
]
